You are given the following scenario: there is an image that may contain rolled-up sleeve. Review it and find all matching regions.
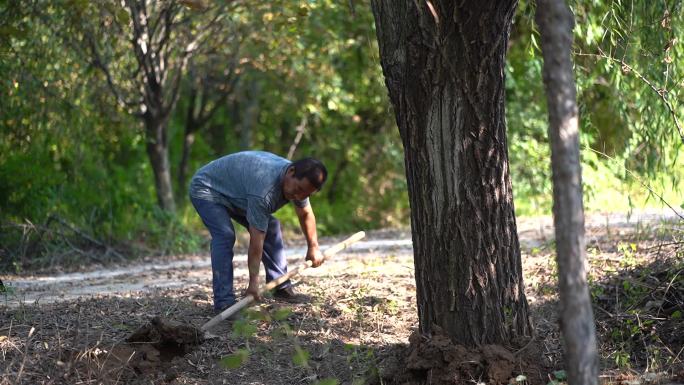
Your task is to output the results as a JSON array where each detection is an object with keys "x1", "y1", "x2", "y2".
[
  {"x1": 293, "y1": 197, "x2": 309, "y2": 208},
  {"x1": 247, "y1": 198, "x2": 271, "y2": 232}
]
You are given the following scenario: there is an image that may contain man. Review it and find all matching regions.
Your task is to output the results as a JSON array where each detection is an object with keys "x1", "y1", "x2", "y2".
[{"x1": 189, "y1": 151, "x2": 327, "y2": 313}]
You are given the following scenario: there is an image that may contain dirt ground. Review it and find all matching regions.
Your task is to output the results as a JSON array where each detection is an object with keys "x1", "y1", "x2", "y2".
[{"x1": 1, "y1": 211, "x2": 683, "y2": 385}]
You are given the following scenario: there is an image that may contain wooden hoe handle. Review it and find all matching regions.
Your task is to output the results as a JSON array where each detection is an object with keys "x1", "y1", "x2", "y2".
[{"x1": 201, "y1": 231, "x2": 365, "y2": 331}]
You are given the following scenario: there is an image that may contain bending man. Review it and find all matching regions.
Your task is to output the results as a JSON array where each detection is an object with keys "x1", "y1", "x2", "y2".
[{"x1": 189, "y1": 151, "x2": 327, "y2": 313}]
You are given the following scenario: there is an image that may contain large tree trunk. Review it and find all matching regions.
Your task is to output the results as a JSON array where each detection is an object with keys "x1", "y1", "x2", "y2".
[
  {"x1": 145, "y1": 116, "x2": 176, "y2": 212},
  {"x1": 371, "y1": 0, "x2": 531, "y2": 346},
  {"x1": 536, "y1": 1, "x2": 599, "y2": 384}
]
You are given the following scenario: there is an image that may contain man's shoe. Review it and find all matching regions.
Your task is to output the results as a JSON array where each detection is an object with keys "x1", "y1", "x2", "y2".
[{"x1": 273, "y1": 286, "x2": 307, "y2": 303}]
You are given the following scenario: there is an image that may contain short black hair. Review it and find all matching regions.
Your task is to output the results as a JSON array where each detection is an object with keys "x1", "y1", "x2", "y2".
[{"x1": 291, "y1": 157, "x2": 327, "y2": 191}]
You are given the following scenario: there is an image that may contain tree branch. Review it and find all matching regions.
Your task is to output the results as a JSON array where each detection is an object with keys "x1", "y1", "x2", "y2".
[
  {"x1": 586, "y1": 147, "x2": 684, "y2": 221},
  {"x1": 576, "y1": 51, "x2": 684, "y2": 145},
  {"x1": 84, "y1": 36, "x2": 140, "y2": 111},
  {"x1": 35, "y1": 7, "x2": 139, "y2": 111},
  {"x1": 126, "y1": 0, "x2": 157, "y2": 109},
  {"x1": 161, "y1": 10, "x2": 226, "y2": 116},
  {"x1": 287, "y1": 115, "x2": 308, "y2": 160}
]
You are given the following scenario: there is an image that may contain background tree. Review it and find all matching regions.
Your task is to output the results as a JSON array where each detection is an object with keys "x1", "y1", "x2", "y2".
[
  {"x1": 176, "y1": 46, "x2": 241, "y2": 199},
  {"x1": 1, "y1": 0, "x2": 681, "y2": 274},
  {"x1": 536, "y1": 0, "x2": 598, "y2": 384},
  {"x1": 507, "y1": 0, "x2": 683, "y2": 214},
  {"x1": 371, "y1": 0, "x2": 532, "y2": 346},
  {"x1": 43, "y1": 0, "x2": 231, "y2": 211}
]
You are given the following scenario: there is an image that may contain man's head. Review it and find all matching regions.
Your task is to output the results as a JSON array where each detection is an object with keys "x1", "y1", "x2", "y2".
[{"x1": 283, "y1": 157, "x2": 327, "y2": 201}]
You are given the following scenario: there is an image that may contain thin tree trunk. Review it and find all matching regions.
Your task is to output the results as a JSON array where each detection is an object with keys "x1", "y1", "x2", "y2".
[
  {"x1": 287, "y1": 115, "x2": 308, "y2": 160},
  {"x1": 178, "y1": 87, "x2": 199, "y2": 199},
  {"x1": 178, "y1": 131, "x2": 196, "y2": 199},
  {"x1": 145, "y1": 116, "x2": 176, "y2": 212},
  {"x1": 372, "y1": 0, "x2": 531, "y2": 346},
  {"x1": 209, "y1": 123, "x2": 228, "y2": 156},
  {"x1": 240, "y1": 80, "x2": 261, "y2": 150},
  {"x1": 327, "y1": 158, "x2": 349, "y2": 204},
  {"x1": 536, "y1": 1, "x2": 599, "y2": 384}
]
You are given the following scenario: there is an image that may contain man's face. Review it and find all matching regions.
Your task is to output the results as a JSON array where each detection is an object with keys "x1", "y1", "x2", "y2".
[{"x1": 283, "y1": 168, "x2": 317, "y2": 201}]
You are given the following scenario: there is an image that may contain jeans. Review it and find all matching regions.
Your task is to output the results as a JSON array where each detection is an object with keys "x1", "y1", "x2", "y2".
[{"x1": 190, "y1": 196, "x2": 291, "y2": 311}]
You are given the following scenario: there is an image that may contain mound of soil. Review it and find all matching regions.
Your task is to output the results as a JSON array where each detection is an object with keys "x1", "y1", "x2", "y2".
[
  {"x1": 379, "y1": 326, "x2": 549, "y2": 385},
  {"x1": 88, "y1": 317, "x2": 205, "y2": 381},
  {"x1": 126, "y1": 316, "x2": 205, "y2": 347}
]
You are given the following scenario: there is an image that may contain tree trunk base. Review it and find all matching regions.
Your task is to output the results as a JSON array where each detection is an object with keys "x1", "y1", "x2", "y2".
[{"x1": 377, "y1": 326, "x2": 550, "y2": 385}]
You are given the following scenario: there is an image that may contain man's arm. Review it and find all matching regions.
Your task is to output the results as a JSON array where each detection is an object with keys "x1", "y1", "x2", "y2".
[
  {"x1": 247, "y1": 226, "x2": 266, "y2": 299},
  {"x1": 295, "y1": 204, "x2": 325, "y2": 267}
]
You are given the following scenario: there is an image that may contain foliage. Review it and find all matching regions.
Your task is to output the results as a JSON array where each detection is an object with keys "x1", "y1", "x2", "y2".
[
  {"x1": 547, "y1": 370, "x2": 568, "y2": 385},
  {"x1": 218, "y1": 305, "x2": 314, "y2": 371},
  {"x1": 508, "y1": 0, "x2": 684, "y2": 215},
  {"x1": 178, "y1": 1, "x2": 408, "y2": 234},
  {"x1": 220, "y1": 348, "x2": 250, "y2": 369},
  {"x1": 215, "y1": 298, "x2": 380, "y2": 383},
  {"x1": 1, "y1": 0, "x2": 683, "y2": 270},
  {"x1": 589, "y1": 240, "x2": 684, "y2": 372}
]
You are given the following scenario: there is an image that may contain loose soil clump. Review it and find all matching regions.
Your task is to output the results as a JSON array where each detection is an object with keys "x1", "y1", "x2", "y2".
[
  {"x1": 89, "y1": 317, "x2": 205, "y2": 381},
  {"x1": 379, "y1": 326, "x2": 549, "y2": 385},
  {"x1": 127, "y1": 316, "x2": 205, "y2": 348}
]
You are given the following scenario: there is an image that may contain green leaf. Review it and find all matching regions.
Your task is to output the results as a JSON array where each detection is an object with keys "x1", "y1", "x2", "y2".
[
  {"x1": 112, "y1": 323, "x2": 131, "y2": 331},
  {"x1": 219, "y1": 349, "x2": 249, "y2": 369},
  {"x1": 273, "y1": 307, "x2": 292, "y2": 321},
  {"x1": 179, "y1": 0, "x2": 207, "y2": 10},
  {"x1": 115, "y1": 8, "x2": 130, "y2": 25},
  {"x1": 68, "y1": 0, "x2": 89, "y2": 11},
  {"x1": 553, "y1": 370, "x2": 567, "y2": 381},
  {"x1": 245, "y1": 309, "x2": 269, "y2": 321},
  {"x1": 232, "y1": 319, "x2": 258, "y2": 338},
  {"x1": 671, "y1": 310, "x2": 682, "y2": 319},
  {"x1": 343, "y1": 343, "x2": 356, "y2": 352},
  {"x1": 0, "y1": 26, "x2": 27, "y2": 40},
  {"x1": 292, "y1": 346, "x2": 310, "y2": 367},
  {"x1": 315, "y1": 379, "x2": 339, "y2": 385}
]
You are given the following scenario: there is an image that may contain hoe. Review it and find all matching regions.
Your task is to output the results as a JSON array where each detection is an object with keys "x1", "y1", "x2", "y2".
[{"x1": 125, "y1": 231, "x2": 366, "y2": 353}]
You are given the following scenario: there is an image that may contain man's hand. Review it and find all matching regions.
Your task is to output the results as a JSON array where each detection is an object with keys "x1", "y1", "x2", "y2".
[
  {"x1": 295, "y1": 204, "x2": 323, "y2": 268},
  {"x1": 246, "y1": 279, "x2": 261, "y2": 301},
  {"x1": 306, "y1": 246, "x2": 325, "y2": 268}
]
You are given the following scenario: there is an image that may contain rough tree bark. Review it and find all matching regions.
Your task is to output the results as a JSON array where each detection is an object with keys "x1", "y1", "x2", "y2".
[
  {"x1": 145, "y1": 114, "x2": 175, "y2": 212},
  {"x1": 371, "y1": 0, "x2": 532, "y2": 346},
  {"x1": 536, "y1": 1, "x2": 599, "y2": 384}
]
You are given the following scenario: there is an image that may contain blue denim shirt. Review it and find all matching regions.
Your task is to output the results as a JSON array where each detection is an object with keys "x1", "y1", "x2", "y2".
[{"x1": 189, "y1": 151, "x2": 309, "y2": 231}]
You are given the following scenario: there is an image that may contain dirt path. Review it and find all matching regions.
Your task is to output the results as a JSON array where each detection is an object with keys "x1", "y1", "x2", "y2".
[
  {"x1": 1, "y1": 209, "x2": 679, "y2": 307},
  {"x1": 1, "y1": 209, "x2": 682, "y2": 385}
]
